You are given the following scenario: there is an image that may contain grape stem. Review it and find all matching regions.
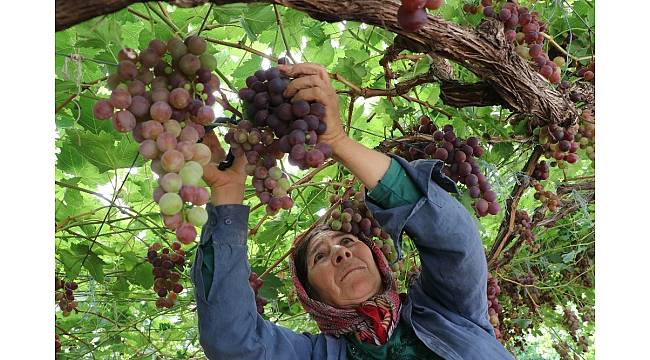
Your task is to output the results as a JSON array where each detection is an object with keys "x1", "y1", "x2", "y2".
[{"x1": 273, "y1": 4, "x2": 298, "y2": 64}]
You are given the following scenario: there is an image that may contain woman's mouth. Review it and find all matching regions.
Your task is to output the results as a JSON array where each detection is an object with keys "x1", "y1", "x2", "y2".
[{"x1": 341, "y1": 266, "x2": 365, "y2": 281}]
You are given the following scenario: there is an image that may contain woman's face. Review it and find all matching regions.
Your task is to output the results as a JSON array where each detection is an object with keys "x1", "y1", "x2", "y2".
[{"x1": 306, "y1": 231, "x2": 382, "y2": 308}]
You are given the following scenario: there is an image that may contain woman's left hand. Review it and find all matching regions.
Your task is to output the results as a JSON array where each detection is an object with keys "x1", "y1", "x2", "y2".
[{"x1": 278, "y1": 63, "x2": 348, "y2": 149}]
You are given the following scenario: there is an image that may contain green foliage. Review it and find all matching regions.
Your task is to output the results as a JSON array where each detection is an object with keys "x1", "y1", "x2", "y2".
[{"x1": 55, "y1": 1, "x2": 595, "y2": 358}]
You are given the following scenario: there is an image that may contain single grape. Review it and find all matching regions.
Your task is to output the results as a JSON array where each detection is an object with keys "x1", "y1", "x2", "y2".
[
  {"x1": 117, "y1": 60, "x2": 138, "y2": 80},
  {"x1": 186, "y1": 36, "x2": 207, "y2": 55},
  {"x1": 176, "y1": 223, "x2": 197, "y2": 244},
  {"x1": 139, "y1": 140, "x2": 159, "y2": 160},
  {"x1": 161, "y1": 149, "x2": 186, "y2": 173},
  {"x1": 159, "y1": 193, "x2": 183, "y2": 215},
  {"x1": 112, "y1": 110, "x2": 136, "y2": 132},
  {"x1": 187, "y1": 206, "x2": 208, "y2": 226},
  {"x1": 397, "y1": 6, "x2": 428, "y2": 32},
  {"x1": 93, "y1": 100, "x2": 114, "y2": 120}
]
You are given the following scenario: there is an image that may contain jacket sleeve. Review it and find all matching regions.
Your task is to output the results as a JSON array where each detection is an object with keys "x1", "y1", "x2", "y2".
[
  {"x1": 190, "y1": 204, "x2": 315, "y2": 360},
  {"x1": 364, "y1": 155, "x2": 490, "y2": 328}
]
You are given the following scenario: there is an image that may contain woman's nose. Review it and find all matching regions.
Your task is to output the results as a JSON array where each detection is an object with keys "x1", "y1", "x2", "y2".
[{"x1": 333, "y1": 245, "x2": 352, "y2": 264}]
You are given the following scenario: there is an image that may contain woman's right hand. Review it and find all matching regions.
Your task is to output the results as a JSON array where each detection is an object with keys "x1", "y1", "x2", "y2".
[
  {"x1": 278, "y1": 63, "x2": 348, "y2": 150},
  {"x1": 203, "y1": 140, "x2": 248, "y2": 206}
]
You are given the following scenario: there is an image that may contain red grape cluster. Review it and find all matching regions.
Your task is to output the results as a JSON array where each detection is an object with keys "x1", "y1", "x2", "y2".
[
  {"x1": 466, "y1": 1, "x2": 563, "y2": 84},
  {"x1": 397, "y1": 0, "x2": 445, "y2": 33},
  {"x1": 487, "y1": 273, "x2": 503, "y2": 340},
  {"x1": 55, "y1": 278, "x2": 78, "y2": 316},
  {"x1": 249, "y1": 272, "x2": 269, "y2": 315},
  {"x1": 552, "y1": 341, "x2": 572, "y2": 360},
  {"x1": 226, "y1": 65, "x2": 332, "y2": 215},
  {"x1": 575, "y1": 109, "x2": 595, "y2": 163},
  {"x1": 514, "y1": 210, "x2": 537, "y2": 252},
  {"x1": 532, "y1": 180, "x2": 560, "y2": 212},
  {"x1": 563, "y1": 308, "x2": 581, "y2": 340},
  {"x1": 147, "y1": 242, "x2": 186, "y2": 308},
  {"x1": 531, "y1": 160, "x2": 549, "y2": 181},
  {"x1": 516, "y1": 270, "x2": 536, "y2": 286},
  {"x1": 397, "y1": 116, "x2": 499, "y2": 217},
  {"x1": 93, "y1": 36, "x2": 222, "y2": 246},
  {"x1": 405, "y1": 263, "x2": 421, "y2": 288},
  {"x1": 537, "y1": 124, "x2": 580, "y2": 169},
  {"x1": 577, "y1": 335, "x2": 589, "y2": 353},
  {"x1": 576, "y1": 62, "x2": 595, "y2": 82},
  {"x1": 580, "y1": 305, "x2": 594, "y2": 323},
  {"x1": 328, "y1": 188, "x2": 400, "y2": 270},
  {"x1": 55, "y1": 334, "x2": 62, "y2": 353}
]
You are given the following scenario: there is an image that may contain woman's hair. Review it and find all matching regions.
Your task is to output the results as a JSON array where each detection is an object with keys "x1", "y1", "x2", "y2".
[{"x1": 293, "y1": 224, "x2": 335, "y2": 300}]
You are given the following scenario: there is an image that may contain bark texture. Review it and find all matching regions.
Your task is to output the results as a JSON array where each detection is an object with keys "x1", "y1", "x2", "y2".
[{"x1": 56, "y1": 0, "x2": 579, "y2": 126}]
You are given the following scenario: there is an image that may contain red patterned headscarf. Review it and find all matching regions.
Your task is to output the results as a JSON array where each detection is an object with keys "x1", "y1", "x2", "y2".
[{"x1": 288, "y1": 227, "x2": 401, "y2": 345}]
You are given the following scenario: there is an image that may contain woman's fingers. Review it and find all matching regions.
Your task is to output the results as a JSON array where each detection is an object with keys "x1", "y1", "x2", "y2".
[
  {"x1": 283, "y1": 75, "x2": 325, "y2": 98},
  {"x1": 278, "y1": 63, "x2": 329, "y2": 81},
  {"x1": 291, "y1": 87, "x2": 326, "y2": 104}
]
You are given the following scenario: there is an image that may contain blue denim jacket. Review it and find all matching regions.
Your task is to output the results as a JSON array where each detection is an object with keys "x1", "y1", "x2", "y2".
[{"x1": 191, "y1": 156, "x2": 514, "y2": 359}]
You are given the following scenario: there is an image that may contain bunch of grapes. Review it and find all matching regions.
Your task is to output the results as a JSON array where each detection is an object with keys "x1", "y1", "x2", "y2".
[
  {"x1": 577, "y1": 335, "x2": 590, "y2": 353},
  {"x1": 225, "y1": 120, "x2": 293, "y2": 215},
  {"x1": 531, "y1": 180, "x2": 560, "y2": 212},
  {"x1": 576, "y1": 62, "x2": 595, "y2": 82},
  {"x1": 405, "y1": 263, "x2": 421, "y2": 288},
  {"x1": 226, "y1": 65, "x2": 333, "y2": 214},
  {"x1": 516, "y1": 270, "x2": 536, "y2": 286},
  {"x1": 486, "y1": 273, "x2": 503, "y2": 340},
  {"x1": 398, "y1": 116, "x2": 499, "y2": 217},
  {"x1": 464, "y1": 1, "x2": 564, "y2": 84},
  {"x1": 563, "y1": 308, "x2": 581, "y2": 340},
  {"x1": 55, "y1": 334, "x2": 62, "y2": 353},
  {"x1": 55, "y1": 278, "x2": 78, "y2": 316},
  {"x1": 531, "y1": 160, "x2": 549, "y2": 180},
  {"x1": 552, "y1": 341, "x2": 572, "y2": 360},
  {"x1": 327, "y1": 188, "x2": 401, "y2": 271},
  {"x1": 514, "y1": 210, "x2": 538, "y2": 252},
  {"x1": 249, "y1": 272, "x2": 269, "y2": 315},
  {"x1": 92, "y1": 36, "x2": 223, "y2": 246},
  {"x1": 147, "y1": 242, "x2": 186, "y2": 308},
  {"x1": 397, "y1": 0, "x2": 445, "y2": 33},
  {"x1": 575, "y1": 109, "x2": 595, "y2": 163},
  {"x1": 580, "y1": 305, "x2": 594, "y2": 323},
  {"x1": 536, "y1": 124, "x2": 580, "y2": 169}
]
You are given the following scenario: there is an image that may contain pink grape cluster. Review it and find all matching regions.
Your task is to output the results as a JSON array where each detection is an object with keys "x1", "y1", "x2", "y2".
[
  {"x1": 92, "y1": 36, "x2": 224, "y2": 246},
  {"x1": 249, "y1": 272, "x2": 269, "y2": 315},
  {"x1": 147, "y1": 242, "x2": 186, "y2": 308},
  {"x1": 398, "y1": 117, "x2": 499, "y2": 218}
]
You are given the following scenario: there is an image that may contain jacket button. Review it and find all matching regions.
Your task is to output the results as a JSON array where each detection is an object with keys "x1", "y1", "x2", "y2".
[{"x1": 225, "y1": 218, "x2": 232, "y2": 225}]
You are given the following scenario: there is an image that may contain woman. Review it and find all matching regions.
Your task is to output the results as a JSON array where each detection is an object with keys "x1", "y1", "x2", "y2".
[{"x1": 191, "y1": 63, "x2": 513, "y2": 359}]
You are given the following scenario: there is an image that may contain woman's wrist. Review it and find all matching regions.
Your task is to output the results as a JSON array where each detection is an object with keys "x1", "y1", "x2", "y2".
[{"x1": 210, "y1": 183, "x2": 245, "y2": 206}]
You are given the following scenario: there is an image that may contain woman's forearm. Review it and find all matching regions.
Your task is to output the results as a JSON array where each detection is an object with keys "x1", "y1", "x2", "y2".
[
  {"x1": 331, "y1": 136, "x2": 391, "y2": 191},
  {"x1": 210, "y1": 184, "x2": 245, "y2": 206}
]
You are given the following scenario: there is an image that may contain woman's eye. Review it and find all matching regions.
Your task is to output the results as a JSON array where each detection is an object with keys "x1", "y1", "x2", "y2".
[
  {"x1": 314, "y1": 253, "x2": 324, "y2": 263},
  {"x1": 341, "y1": 238, "x2": 353, "y2": 245}
]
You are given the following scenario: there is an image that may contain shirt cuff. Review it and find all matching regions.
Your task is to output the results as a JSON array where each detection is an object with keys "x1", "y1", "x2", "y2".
[
  {"x1": 201, "y1": 203, "x2": 250, "y2": 246},
  {"x1": 368, "y1": 158, "x2": 423, "y2": 209}
]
